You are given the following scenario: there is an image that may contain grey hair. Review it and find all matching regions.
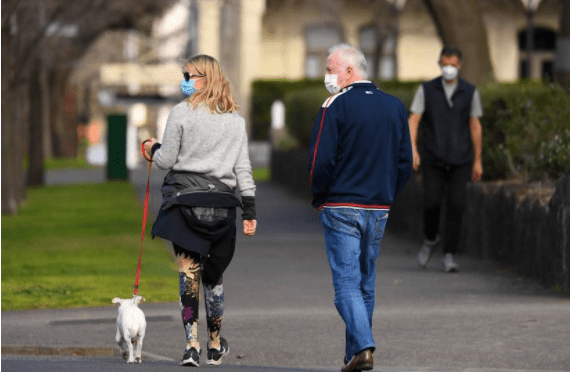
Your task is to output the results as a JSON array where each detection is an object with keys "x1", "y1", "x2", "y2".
[{"x1": 328, "y1": 44, "x2": 368, "y2": 79}]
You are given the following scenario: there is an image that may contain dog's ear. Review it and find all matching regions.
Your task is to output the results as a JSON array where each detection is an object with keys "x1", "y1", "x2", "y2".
[
  {"x1": 134, "y1": 296, "x2": 145, "y2": 305},
  {"x1": 112, "y1": 297, "x2": 123, "y2": 304}
]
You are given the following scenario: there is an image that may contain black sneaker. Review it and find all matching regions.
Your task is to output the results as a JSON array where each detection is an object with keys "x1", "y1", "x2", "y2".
[
  {"x1": 206, "y1": 337, "x2": 229, "y2": 366},
  {"x1": 180, "y1": 347, "x2": 201, "y2": 367}
]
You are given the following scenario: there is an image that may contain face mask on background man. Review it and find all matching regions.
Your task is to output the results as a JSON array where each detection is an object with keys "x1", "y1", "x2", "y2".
[
  {"x1": 441, "y1": 65, "x2": 458, "y2": 81},
  {"x1": 324, "y1": 74, "x2": 341, "y2": 95}
]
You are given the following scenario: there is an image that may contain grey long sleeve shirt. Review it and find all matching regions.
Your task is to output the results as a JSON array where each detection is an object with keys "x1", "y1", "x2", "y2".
[{"x1": 153, "y1": 102, "x2": 256, "y2": 197}]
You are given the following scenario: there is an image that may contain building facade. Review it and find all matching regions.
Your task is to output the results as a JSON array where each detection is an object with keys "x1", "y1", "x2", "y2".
[{"x1": 86, "y1": 0, "x2": 561, "y2": 166}]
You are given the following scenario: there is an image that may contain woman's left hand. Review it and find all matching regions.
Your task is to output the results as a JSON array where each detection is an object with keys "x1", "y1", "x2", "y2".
[
  {"x1": 143, "y1": 138, "x2": 158, "y2": 160},
  {"x1": 243, "y1": 220, "x2": 257, "y2": 236}
]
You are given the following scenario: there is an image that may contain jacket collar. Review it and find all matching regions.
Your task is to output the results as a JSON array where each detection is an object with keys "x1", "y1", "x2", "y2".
[
  {"x1": 342, "y1": 80, "x2": 374, "y2": 92},
  {"x1": 435, "y1": 76, "x2": 467, "y2": 93}
]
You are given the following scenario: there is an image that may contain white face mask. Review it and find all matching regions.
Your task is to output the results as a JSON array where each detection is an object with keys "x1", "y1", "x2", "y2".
[
  {"x1": 324, "y1": 74, "x2": 341, "y2": 95},
  {"x1": 441, "y1": 65, "x2": 459, "y2": 81}
]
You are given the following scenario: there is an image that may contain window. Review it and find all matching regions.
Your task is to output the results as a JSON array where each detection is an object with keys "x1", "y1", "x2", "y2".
[
  {"x1": 358, "y1": 25, "x2": 397, "y2": 80},
  {"x1": 305, "y1": 25, "x2": 343, "y2": 78},
  {"x1": 518, "y1": 27, "x2": 556, "y2": 80}
]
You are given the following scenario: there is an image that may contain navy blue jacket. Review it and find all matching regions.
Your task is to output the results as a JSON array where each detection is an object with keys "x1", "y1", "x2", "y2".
[{"x1": 308, "y1": 81, "x2": 413, "y2": 209}]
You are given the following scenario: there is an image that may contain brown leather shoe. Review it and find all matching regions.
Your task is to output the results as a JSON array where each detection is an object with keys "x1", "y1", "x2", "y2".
[{"x1": 341, "y1": 349, "x2": 373, "y2": 372}]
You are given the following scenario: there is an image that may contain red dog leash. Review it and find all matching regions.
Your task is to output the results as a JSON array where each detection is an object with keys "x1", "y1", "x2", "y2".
[{"x1": 134, "y1": 141, "x2": 154, "y2": 296}]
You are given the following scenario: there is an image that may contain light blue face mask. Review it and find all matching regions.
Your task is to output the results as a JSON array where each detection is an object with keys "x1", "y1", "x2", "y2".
[{"x1": 181, "y1": 78, "x2": 197, "y2": 97}]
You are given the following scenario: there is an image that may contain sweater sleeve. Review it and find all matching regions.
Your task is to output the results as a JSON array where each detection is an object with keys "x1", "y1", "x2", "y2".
[
  {"x1": 409, "y1": 85, "x2": 425, "y2": 114},
  {"x1": 153, "y1": 105, "x2": 183, "y2": 170},
  {"x1": 234, "y1": 121, "x2": 256, "y2": 197}
]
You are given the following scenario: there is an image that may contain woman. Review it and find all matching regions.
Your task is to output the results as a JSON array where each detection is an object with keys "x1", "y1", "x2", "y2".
[{"x1": 143, "y1": 55, "x2": 257, "y2": 367}]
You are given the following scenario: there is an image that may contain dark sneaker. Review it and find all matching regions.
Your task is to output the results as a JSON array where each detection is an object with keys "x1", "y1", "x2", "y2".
[
  {"x1": 206, "y1": 337, "x2": 229, "y2": 366},
  {"x1": 341, "y1": 349, "x2": 373, "y2": 372},
  {"x1": 180, "y1": 347, "x2": 201, "y2": 367}
]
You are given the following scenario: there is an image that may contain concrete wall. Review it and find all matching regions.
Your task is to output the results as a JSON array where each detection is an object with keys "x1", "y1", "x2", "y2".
[
  {"x1": 462, "y1": 177, "x2": 569, "y2": 291},
  {"x1": 272, "y1": 148, "x2": 570, "y2": 294}
]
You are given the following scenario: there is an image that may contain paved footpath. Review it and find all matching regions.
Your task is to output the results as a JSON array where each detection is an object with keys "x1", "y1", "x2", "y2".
[{"x1": 2, "y1": 166, "x2": 570, "y2": 372}]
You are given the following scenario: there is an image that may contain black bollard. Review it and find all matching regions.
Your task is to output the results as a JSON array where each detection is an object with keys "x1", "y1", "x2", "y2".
[{"x1": 107, "y1": 114, "x2": 129, "y2": 180}]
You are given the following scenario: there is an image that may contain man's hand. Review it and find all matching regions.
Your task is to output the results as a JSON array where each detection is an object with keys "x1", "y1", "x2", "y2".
[
  {"x1": 408, "y1": 113, "x2": 422, "y2": 172},
  {"x1": 243, "y1": 220, "x2": 257, "y2": 236},
  {"x1": 412, "y1": 149, "x2": 421, "y2": 172},
  {"x1": 469, "y1": 117, "x2": 483, "y2": 182},
  {"x1": 472, "y1": 160, "x2": 483, "y2": 182}
]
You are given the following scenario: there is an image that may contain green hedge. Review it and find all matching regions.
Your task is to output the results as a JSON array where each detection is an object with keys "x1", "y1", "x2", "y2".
[
  {"x1": 251, "y1": 78, "x2": 570, "y2": 181},
  {"x1": 249, "y1": 79, "x2": 323, "y2": 141},
  {"x1": 250, "y1": 78, "x2": 420, "y2": 144},
  {"x1": 281, "y1": 80, "x2": 420, "y2": 149},
  {"x1": 479, "y1": 81, "x2": 570, "y2": 180},
  {"x1": 284, "y1": 87, "x2": 330, "y2": 149}
]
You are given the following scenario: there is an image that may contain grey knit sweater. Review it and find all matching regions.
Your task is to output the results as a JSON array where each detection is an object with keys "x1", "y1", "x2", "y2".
[{"x1": 153, "y1": 102, "x2": 256, "y2": 197}]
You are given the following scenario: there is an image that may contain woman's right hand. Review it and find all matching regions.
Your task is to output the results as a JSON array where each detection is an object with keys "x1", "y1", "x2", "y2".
[{"x1": 243, "y1": 220, "x2": 257, "y2": 236}]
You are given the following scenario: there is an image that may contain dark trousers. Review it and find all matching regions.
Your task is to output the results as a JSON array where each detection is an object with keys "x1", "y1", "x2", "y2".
[{"x1": 422, "y1": 162, "x2": 471, "y2": 254}]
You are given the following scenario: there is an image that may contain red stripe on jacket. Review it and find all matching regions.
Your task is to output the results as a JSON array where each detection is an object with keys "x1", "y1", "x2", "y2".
[
  {"x1": 317, "y1": 202, "x2": 391, "y2": 210},
  {"x1": 309, "y1": 96, "x2": 334, "y2": 187}
]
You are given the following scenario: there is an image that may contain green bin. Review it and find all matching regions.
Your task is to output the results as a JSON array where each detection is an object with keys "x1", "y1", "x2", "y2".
[{"x1": 107, "y1": 114, "x2": 128, "y2": 180}]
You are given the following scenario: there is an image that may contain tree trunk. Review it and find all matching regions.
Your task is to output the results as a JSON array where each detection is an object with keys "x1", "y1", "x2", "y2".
[
  {"x1": 1, "y1": 23, "x2": 27, "y2": 214},
  {"x1": 1, "y1": 88, "x2": 19, "y2": 215},
  {"x1": 1, "y1": 24, "x2": 17, "y2": 215},
  {"x1": 371, "y1": 0, "x2": 392, "y2": 81},
  {"x1": 42, "y1": 67, "x2": 53, "y2": 159},
  {"x1": 49, "y1": 69, "x2": 78, "y2": 158},
  {"x1": 422, "y1": 0, "x2": 494, "y2": 85},
  {"x1": 28, "y1": 60, "x2": 46, "y2": 187},
  {"x1": 555, "y1": 0, "x2": 570, "y2": 88},
  {"x1": 17, "y1": 82, "x2": 29, "y2": 203}
]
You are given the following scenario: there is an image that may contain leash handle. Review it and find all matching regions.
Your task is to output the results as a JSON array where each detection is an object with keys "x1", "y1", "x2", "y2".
[
  {"x1": 135, "y1": 142, "x2": 153, "y2": 296},
  {"x1": 141, "y1": 140, "x2": 154, "y2": 163}
]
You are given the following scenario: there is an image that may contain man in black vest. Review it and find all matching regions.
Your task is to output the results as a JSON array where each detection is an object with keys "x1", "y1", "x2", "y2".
[{"x1": 408, "y1": 45, "x2": 483, "y2": 273}]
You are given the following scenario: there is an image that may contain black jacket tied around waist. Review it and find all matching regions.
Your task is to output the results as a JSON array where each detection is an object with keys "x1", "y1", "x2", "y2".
[{"x1": 151, "y1": 171, "x2": 243, "y2": 282}]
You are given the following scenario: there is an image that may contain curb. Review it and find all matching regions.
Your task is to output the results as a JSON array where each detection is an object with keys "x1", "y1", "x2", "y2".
[{"x1": 1, "y1": 345, "x2": 174, "y2": 362}]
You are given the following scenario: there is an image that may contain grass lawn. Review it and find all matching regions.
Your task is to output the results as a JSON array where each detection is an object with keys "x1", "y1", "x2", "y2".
[
  {"x1": 44, "y1": 156, "x2": 99, "y2": 170},
  {"x1": 252, "y1": 166, "x2": 270, "y2": 182},
  {"x1": 23, "y1": 156, "x2": 100, "y2": 171},
  {"x1": 1, "y1": 182, "x2": 179, "y2": 311}
]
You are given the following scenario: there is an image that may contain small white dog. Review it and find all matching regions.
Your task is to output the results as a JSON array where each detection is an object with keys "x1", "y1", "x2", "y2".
[{"x1": 112, "y1": 295, "x2": 146, "y2": 363}]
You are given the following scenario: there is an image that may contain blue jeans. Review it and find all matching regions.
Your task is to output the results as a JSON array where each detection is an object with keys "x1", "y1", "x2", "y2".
[{"x1": 319, "y1": 207, "x2": 389, "y2": 362}]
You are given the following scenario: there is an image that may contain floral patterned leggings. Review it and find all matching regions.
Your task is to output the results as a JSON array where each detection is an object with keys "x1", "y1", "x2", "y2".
[{"x1": 174, "y1": 246, "x2": 224, "y2": 350}]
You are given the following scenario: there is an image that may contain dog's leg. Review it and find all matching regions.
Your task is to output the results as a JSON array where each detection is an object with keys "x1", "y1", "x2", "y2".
[
  {"x1": 135, "y1": 330, "x2": 144, "y2": 363},
  {"x1": 124, "y1": 331, "x2": 135, "y2": 363},
  {"x1": 116, "y1": 327, "x2": 128, "y2": 359}
]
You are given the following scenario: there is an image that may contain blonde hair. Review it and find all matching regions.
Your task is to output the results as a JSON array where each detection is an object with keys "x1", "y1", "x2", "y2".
[{"x1": 183, "y1": 55, "x2": 238, "y2": 114}]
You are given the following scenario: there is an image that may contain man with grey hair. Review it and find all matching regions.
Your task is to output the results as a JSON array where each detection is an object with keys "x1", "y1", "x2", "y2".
[{"x1": 309, "y1": 44, "x2": 413, "y2": 372}]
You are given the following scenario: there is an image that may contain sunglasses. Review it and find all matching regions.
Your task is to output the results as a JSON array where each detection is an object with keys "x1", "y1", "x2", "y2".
[{"x1": 183, "y1": 72, "x2": 205, "y2": 81}]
